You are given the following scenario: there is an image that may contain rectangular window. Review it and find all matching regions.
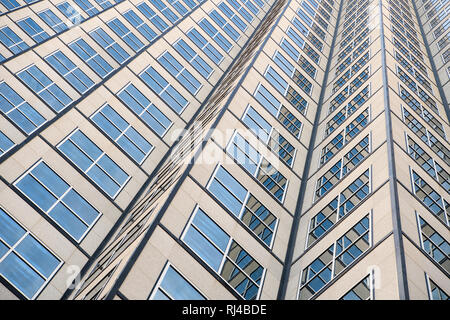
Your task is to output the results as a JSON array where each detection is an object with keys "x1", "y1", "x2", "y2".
[
  {"x1": 149, "y1": 0, "x2": 179, "y2": 24},
  {"x1": 89, "y1": 27, "x2": 130, "y2": 64},
  {"x1": 107, "y1": 18, "x2": 145, "y2": 53},
  {"x1": 17, "y1": 17, "x2": 50, "y2": 43},
  {"x1": 242, "y1": 105, "x2": 296, "y2": 167},
  {"x1": 321, "y1": 108, "x2": 370, "y2": 165},
  {"x1": 117, "y1": 83, "x2": 172, "y2": 137},
  {"x1": 14, "y1": 161, "x2": 101, "y2": 241},
  {"x1": 69, "y1": 38, "x2": 113, "y2": 79},
  {"x1": 56, "y1": 2, "x2": 84, "y2": 25},
  {"x1": 0, "y1": 0, "x2": 20, "y2": 10},
  {"x1": 0, "y1": 81, "x2": 46, "y2": 134},
  {"x1": 315, "y1": 135, "x2": 370, "y2": 199},
  {"x1": 426, "y1": 276, "x2": 449, "y2": 300},
  {"x1": 340, "y1": 274, "x2": 372, "y2": 300},
  {"x1": 0, "y1": 26, "x2": 29, "y2": 55},
  {"x1": 226, "y1": 132, "x2": 288, "y2": 202},
  {"x1": 91, "y1": 104, "x2": 154, "y2": 164},
  {"x1": 254, "y1": 84, "x2": 302, "y2": 138},
  {"x1": 411, "y1": 170, "x2": 449, "y2": 226},
  {"x1": 73, "y1": 0, "x2": 99, "y2": 17},
  {"x1": 406, "y1": 135, "x2": 449, "y2": 193},
  {"x1": 181, "y1": 206, "x2": 265, "y2": 299},
  {"x1": 123, "y1": 9, "x2": 157, "y2": 42},
  {"x1": 38, "y1": 9, "x2": 68, "y2": 33},
  {"x1": 299, "y1": 214, "x2": 371, "y2": 299},
  {"x1": 139, "y1": 65, "x2": 188, "y2": 114},
  {"x1": 308, "y1": 169, "x2": 371, "y2": 246},
  {"x1": 226, "y1": 0, "x2": 253, "y2": 23},
  {"x1": 209, "y1": 9, "x2": 240, "y2": 42},
  {"x1": 157, "y1": 51, "x2": 202, "y2": 95},
  {"x1": 17, "y1": 64, "x2": 73, "y2": 113},
  {"x1": 0, "y1": 207, "x2": 62, "y2": 299},
  {"x1": 57, "y1": 129, "x2": 130, "y2": 198},
  {"x1": 218, "y1": 2, "x2": 248, "y2": 32},
  {"x1": 173, "y1": 38, "x2": 213, "y2": 79},
  {"x1": 418, "y1": 215, "x2": 449, "y2": 274},
  {"x1": 136, "y1": 2, "x2": 169, "y2": 32},
  {"x1": 45, "y1": 50, "x2": 95, "y2": 94},
  {"x1": 150, "y1": 264, "x2": 206, "y2": 300},
  {"x1": 198, "y1": 18, "x2": 233, "y2": 53},
  {"x1": 207, "y1": 165, "x2": 277, "y2": 246},
  {"x1": 187, "y1": 28, "x2": 224, "y2": 65},
  {"x1": 0, "y1": 131, "x2": 14, "y2": 157}
]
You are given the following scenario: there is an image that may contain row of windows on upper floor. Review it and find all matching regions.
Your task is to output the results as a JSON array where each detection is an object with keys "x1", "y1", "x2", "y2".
[
  {"x1": 0, "y1": 14, "x2": 253, "y2": 146},
  {"x1": 390, "y1": 10, "x2": 421, "y2": 50},
  {"x1": 397, "y1": 65, "x2": 436, "y2": 111},
  {"x1": 0, "y1": 0, "x2": 266, "y2": 63},
  {"x1": 422, "y1": 0, "x2": 448, "y2": 21},
  {"x1": 340, "y1": 6, "x2": 368, "y2": 43}
]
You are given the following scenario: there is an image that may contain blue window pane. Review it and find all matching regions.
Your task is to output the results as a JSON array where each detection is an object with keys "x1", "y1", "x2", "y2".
[
  {"x1": 158, "y1": 266, "x2": 205, "y2": 300},
  {"x1": 16, "y1": 175, "x2": 57, "y2": 212},
  {"x1": 0, "y1": 253, "x2": 44, "y2": 299},
  {"x1": 15, "y1": 235, "x2": 60, "y2": 278},
  {"x1": 183, "y1": 227, "x2": 223, "y2": 271},
  {"x1": 193, "y1": 209, "x2": 230, "y2": 251},
  {"x1": 0, "y1": 208, "x2": 26, "y2": 246},
  {"x1": 48, "y1": 203, "x2": 87, "y2": 240},
  {"x1": 62, "y1": 189, "x2": 99, "y2": 225}
]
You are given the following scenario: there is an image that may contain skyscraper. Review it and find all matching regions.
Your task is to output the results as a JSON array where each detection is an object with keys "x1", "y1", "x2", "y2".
[{"x1": 0, "y1": 0, "x2": 448, "y2": 300}]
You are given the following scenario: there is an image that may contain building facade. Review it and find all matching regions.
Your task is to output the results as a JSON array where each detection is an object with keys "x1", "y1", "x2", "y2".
[{"x1": 0, "y1": 0, "x2": 448, "y2": 300}]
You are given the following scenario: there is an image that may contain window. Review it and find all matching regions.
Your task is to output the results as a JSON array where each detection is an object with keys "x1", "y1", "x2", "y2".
[
  {"x1": 91, "y1": 104, "x2": 153, "y2": 164},
  {"x1": 226, "y1": 0, "x2": 253, "y2": 23},
  {"x1": 227, "y1": 132, "x2": 287, "y2": 202},
  {"x1": 0, "y1": 26, "x2": 29, "y2": 54},
  {"x1": 254, "y1": 84, "x2": 302, "y2": 138},
  {"x1": 69, "y1": 38, "x2": 114, "y2": 78},
  {"x1": 426, "y1": 276, "x2": 449, "y2": 300},
  {"x1": 38, "y1": 9, "x2": 68, "y2": 33},
  {"x1": 17, "y1": 17, "x2": 50, "y2": 43},
  {"x1": 0, "y1": 131, "x2": 14, "y2": 157},
  {"x1": 187, "y1": 28, "x2": 224, "y2": 65},
  {"x1": 326, "y1": 86, "x2": 370, "y2": 136},
  {"x1": 316, "y1": 135, "x2": 370, "y2": 199},
  {"x1": 136, "y1": 2, "x2": 169, "y2": 32},
  {"x1": 299, "y1": 214, "x2": 371, "y2": 299},
  {"x1": 218, "y1": 2, "x2": 248, "y2": 32},
  {"x1": 117, "y1": 83, "x2": 172, "y2": 137},
  {"x1": 173, "y1": 39, "x2": 213, "y2": 79},
  {"x1": 411, "y1": 170, "x2": 449, "y2": 226},
  {"x1": 94, "y1": 0, "x2": 112, "y2": 9},
  {"x1": 139, "y1": 66, "x2": 188, "y2": 114},
  {"x1": 0, "y1": 0, "x2": 20, "y2": 10},
  {"x1": 198, "y1": 18, "x2": 233, "y2": 52},
  {"x1": 56, "y1": 2, "x2": 84, "y2": 25},
  {"x1": 0, "y1": 207, "x2": 62, "y2": 299},
  {"x1": 207, "y1": 165, "x2": 277, "y2": 246},
  {"x1": 308, "y1": 169, "x2": 371, "y2": 246},
  {"x1": 58, "y1": 129, "x2": 130, "y2": 198},
  {"x1": 242, "y1": 105, "x2": 296, "y2": 167},
  {"x1": 406, "y1": 135, "x2": 449, "y2": 193},
  {"x1": 17, "y1": 64, "x2": 73, "y2": 113},
  {"x1": 340, "y1": 275, "x2": 372, "y2": 300},
  {"x1": 149, "y1": 0, "x2": 179, "y2": 24},
  {"x1": 123, "y1": 9, "x2": 157, "y2": 42},
  {"x1": 45, "y1": 50, "x2": 95, "y2": 94},
  {"x1": 321, "y1": 108, "x2": 370, "y2": 165},
  {"x1": 417, "y1": 215, "x2": 449, "y2": 274},
  {"x1": 209, "y1": 9, "x2": 240, "y2": 42},
  {"x1": 157, "y1": 51, "x2": 202, "y2": 95},
  {"x1": 150, "y1": 264, "x2": 206, "y2": 300},
  {"x1": 73, "y1": 0, "x2": 99, "y2": 17},
  {"x1": 402, "y1": 107, "x2": 449, "y2": 166},
  {"x1": 181, "y1": 206, "x2": 265, "y2": 299},
  {"x1": 107, "y1": 18, "x2": 144, "y2": 53},
  {"x1": 89, "y1": 27, "x2": 130, "y2": 64},
  {"x1": 168, "y1": 0, "x2": 188, "y2": 16},
  {"x1": 15, "y1": 161, "x2": 101, "y2": 241},
  {"x1": 0, "y1": 81, "x2": 46, "y2": 134}
]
